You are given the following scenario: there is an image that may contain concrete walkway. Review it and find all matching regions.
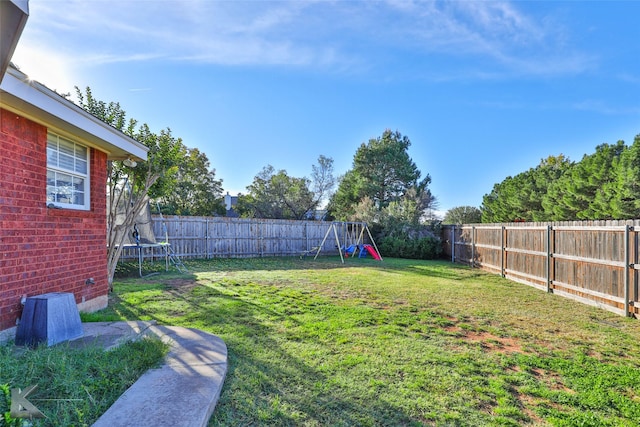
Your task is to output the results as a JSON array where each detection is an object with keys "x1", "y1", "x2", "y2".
[{"x1": 77, "y1": 321, "x2": 227, "y2": 427}]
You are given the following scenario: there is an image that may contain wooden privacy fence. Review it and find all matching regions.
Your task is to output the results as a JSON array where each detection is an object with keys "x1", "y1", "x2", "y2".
[
  {"x1": 442, "y1": 220, "x2": 640, "y2": 318},
  {"x1": 120, "y1": 216, "x2": 370, "y2": 261}
]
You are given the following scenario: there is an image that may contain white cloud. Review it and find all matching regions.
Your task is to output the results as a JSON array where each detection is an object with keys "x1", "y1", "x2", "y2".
[
  {"x1": 383, "y1": 1, "x2": 594, "y2": 77},
  {"x1": 10, "y1": 0, "x2": 594, "y2": 87}
]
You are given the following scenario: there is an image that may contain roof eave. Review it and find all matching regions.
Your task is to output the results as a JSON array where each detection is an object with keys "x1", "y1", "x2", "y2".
[
  {"x1": 0, "y1": 0, "x2": 29, "y2": 84},
  {"x1": 0, "y1": 65, "x2": 148, "y2": 161}
]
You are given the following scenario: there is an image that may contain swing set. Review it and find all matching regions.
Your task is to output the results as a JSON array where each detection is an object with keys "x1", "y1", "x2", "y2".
[{"x1": 311, "y1": 222, "x2": 382, "y2": 263}]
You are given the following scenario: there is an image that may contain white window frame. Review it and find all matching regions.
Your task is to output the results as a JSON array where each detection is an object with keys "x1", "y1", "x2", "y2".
[{"x1": 46, "y1": 132, "x2": 91, "y2": 210}]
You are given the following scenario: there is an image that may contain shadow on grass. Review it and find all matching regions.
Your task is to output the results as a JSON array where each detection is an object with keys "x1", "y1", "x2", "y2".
[
  {"x1": 106, "y1": 276, "x2": 425, "y2": 426},
  {"x1": 115, "y1": 256, "x2": 354, "y2": 281},
  {"x1": 117, "y1": 256, "x2": 472, "y2": 280},
  {"x1": 188, "y1": 256, "x2": 365, "y2": 273},
  {"x1": 404, "y1": 264, "x2": 490, "y2": 281},
  {"x1": 103, "y1": 256, "x2": 640, "y2": 426},
  {"x1": 356, "y1": 257, "x2": 489, "y2": 282},
  {"x1": 215, "y1": 301, "x2": 425, "y2": 425}
]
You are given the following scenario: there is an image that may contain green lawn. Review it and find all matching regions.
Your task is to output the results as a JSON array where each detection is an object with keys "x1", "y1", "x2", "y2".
[
  {"x1": 0, "y1": 337, "x2": 167, "y2": 426},
  {"x1": 97, "y1": 257, "x2": 640, "y2": 426}
]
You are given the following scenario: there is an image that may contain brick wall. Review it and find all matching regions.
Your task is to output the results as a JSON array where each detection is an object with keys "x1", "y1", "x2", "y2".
[{"x1": 0, "y1": 108, "x2": 109, "y2": 331}]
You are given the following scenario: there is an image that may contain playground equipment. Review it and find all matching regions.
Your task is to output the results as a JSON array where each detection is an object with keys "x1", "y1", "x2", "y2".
[
  {"x1": 117, "y1": 201, "x2": 187, "y2": 277},
  {"x1": 312, "y1": 222, "x2": 382, "y2": 263},
  {"x1": 343, "y1": 244, "x2": 382, "y2": 260},
  {"x1": 155, "y1": 204, "x2": 188, "y2": 273}
]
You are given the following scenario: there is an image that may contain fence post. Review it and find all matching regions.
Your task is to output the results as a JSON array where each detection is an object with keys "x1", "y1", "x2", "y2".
[
  {"x1": 635, "y1": 227, "x2": 639, "y2": 316},
  {"x1": 546, "y1": 225, "x2": 552, "y2": 293},
  {"x1": 260, "y1": 220, "x2": 264, "y2": 257},
  {"x1": 471, "y1": 226, "x2": 475, "y2": 268},
  {"x1": 625, "y1": 224, "x2": 631, "y2": 317},
  {"x1": 451, "y1": 226, "x2": 455, "y2": 263},
  {"x1": 205, "y1": 218, "x2": 209, "y2": 259},
  {"x1": 501, "y1": 225, "x2": 505, "y2": 278}
]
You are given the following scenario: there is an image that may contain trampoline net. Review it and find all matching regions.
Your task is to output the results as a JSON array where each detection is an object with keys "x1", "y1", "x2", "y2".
[{"x1": 110, "y1": 197, "x2": 158, "y2": 245}]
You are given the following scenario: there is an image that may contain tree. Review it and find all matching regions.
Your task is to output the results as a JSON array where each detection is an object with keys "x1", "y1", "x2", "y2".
[
  {"x1": 527, "y1": 155, "x2": 573, "y2": 222},
  {"x1": 355, "y1": 130, "x2": 420, "y2": 204},
  {"x1": 347, "y1": 196, "x2": 379, "y2": 224},
  {"x1": 482, "y1": 135, "x2": 640, "y2": 223},
  {"x1": 543, "y1": 142, "x2": 624, "y2": 220},
  {"x1": 405, "y1": 177, "x2": 437, "y2": 223},
  {"x1": 326, "y1": 130, "x2": 440, "y2": 258},
  {"x1": 329, "y1": 129, "x2": 434, "y2": 221},
  {"x1": 443, "y1": 206, "x2": 482, "y2": 224},
  {"x1": 239, "y1": 166, "x2": 314, "y2": 219},
  {"x1": 238, "y1": 156, "x2": 335, "y2": 220},
  {"x1": 75, "y1": 87, "x2": 184, "y2": 289},
  {"x1": 481, "y1": 155, "x2": 572, "y2": 223},
  {"x1": 612, "y1": 134, "x2": 640, "y2": 219},
  {"x1": 156, "y1": 147, "x2": 225, "y2": 216},
  {"x1": 311, "y1": 155, "x2": 336, "y2": 208},
  {"x1": 328, "y1": 170, "x2": 367, "y2": 220}
]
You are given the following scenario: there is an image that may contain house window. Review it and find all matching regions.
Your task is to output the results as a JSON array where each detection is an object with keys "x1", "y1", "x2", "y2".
[{"x1": 46, "y1": 132, "x2": 90, "y2": 210}]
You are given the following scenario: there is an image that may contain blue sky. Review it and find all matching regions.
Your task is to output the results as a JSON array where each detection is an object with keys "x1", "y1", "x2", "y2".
[{"x1": 11, "y1": 1, "x2": 640, "y2": 216}]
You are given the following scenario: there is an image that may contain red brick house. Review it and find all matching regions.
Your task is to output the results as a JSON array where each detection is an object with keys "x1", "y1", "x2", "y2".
[{"x1": 0, "y1": 0, "x2": 148, "y2": 337}]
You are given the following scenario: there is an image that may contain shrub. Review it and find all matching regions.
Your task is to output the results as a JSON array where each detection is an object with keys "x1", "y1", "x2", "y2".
[
  {"x1": 0, "y1": 384, "x2": 22, "y2": 427},
  {"x1": 379, "y1": 235, "x2": 442, "y2": 259}
]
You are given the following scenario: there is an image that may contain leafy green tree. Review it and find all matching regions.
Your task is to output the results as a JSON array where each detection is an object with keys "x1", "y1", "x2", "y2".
[
  {"x1": 481, "y1": 172, "x2": 540, "y2": 223},
  {"x1": 329, "y1": 170, "x2": 367, "y2": 220},
  {"x1": 481, "y1": 155, "x2": 572, "y2": 223},
  {"x1": 156, "y1": 147, "x2": 225, "y2": 216},
  {"x1": 239, "y1": 166, "x2": 314, "y2": 219},
  {"x1": 481, "y1": 136, "x2": 640, "y2": 223},
  {"x1": 380, "y1": 198, "x2": 420, "y2": 233},
  {"x1": 528, "y1": 155, "x2": 573, "y2": 221},
  {"x1": 443, "y1": 206, "x2": 482, "y2": 224},
  {"x1": 327, "y1": 129, "x2": 439, "y2": 259},
  {"x1": 543, "y1": 142, "x2": 624, "y2": 220},
  {"x1": 238, "y1": 156, "x2": 335, "y2": 220},
  {"x1": 481, "y1": 176, "x2": 514, "y2": 223},
  {"x1": 329, "y1": 129, "x2": 434, "y2": 220},
  {"x1": 613, "y1": 134, "x2": 640, "y2": 219},
  {"x1": 75, "y1": 87, "x2": 184, "y2": 289},
  {"x1": 353, "y1": 129, "x2": 421, "y2": 205},
  {"x1": 347, "y1": 196, "x2": 379, "y2": 224},
  {"x1": 405, "y1": 178, "x2": 437, "y2": 222}
]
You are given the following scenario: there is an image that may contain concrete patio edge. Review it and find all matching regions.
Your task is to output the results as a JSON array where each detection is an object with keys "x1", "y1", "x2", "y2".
[{"x1": 88, "y1": 321, "x2": 228, "y2": 427}]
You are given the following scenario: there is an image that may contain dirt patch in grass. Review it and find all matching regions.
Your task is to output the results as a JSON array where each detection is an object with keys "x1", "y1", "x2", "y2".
[
  {"x1": 445, "y1": 323, "x2": 527, "y2": 354},
  {"x1": 466, "y1": 331, "x2": 525, "y2": 354},
  {"x1": 164, "y1": 278, "x2": 199, "y2": 290},
  {"x1": 517, "y1": 393, "x2": 549, "y2": 425}
]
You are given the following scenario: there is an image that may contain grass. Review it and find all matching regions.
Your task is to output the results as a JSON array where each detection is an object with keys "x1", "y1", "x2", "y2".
[
  {"x1": 94, "y1": 257, "x2": 640, "y2": 426},
  {"x1": 0, "y1": 337, "x2": 167, "y2": 426}
]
